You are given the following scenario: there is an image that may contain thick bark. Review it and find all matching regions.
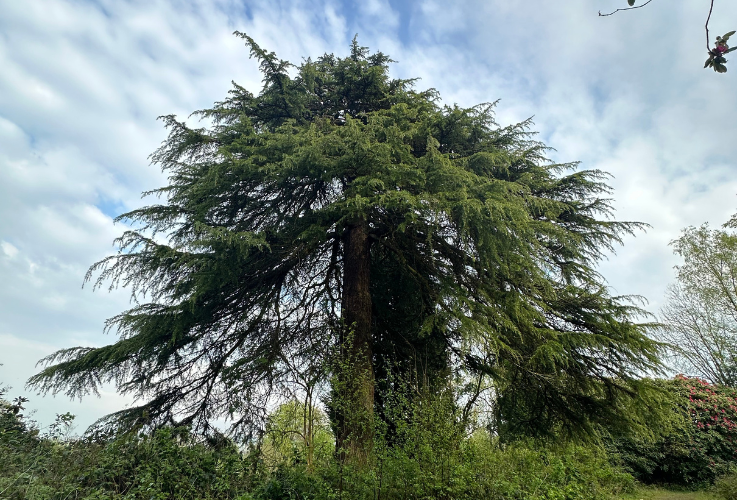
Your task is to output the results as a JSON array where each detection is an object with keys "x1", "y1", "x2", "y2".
[{"x1": 337, "y1": 218, "x2": 374, "y2": 465}]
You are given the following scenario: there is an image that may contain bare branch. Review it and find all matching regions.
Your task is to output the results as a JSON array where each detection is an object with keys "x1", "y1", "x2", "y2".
[
  {"x1": 706, "y1": 0, "x2": 715, "y2": 51},
  {"x1": 598, "y1": 0, "x2": 656, "y2": 17}
]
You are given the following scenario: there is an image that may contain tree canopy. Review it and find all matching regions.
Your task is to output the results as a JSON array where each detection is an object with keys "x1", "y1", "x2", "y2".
[
  {"x1": 659, "y1": 222, "x2": 737, "y2": 386},
  {"x1": 29, "y1": 34, "x2": 662, "y2": 461}
]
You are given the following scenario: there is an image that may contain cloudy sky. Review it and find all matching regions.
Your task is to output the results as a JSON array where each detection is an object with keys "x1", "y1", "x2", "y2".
[{"x1": 1, "y1": 0, "x2": 736, "y2": 432}]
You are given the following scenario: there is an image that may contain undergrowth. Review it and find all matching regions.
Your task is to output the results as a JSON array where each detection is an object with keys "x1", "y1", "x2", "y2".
[{"x1": 1, "y1": 385, "x2": 636, "y2": 500}]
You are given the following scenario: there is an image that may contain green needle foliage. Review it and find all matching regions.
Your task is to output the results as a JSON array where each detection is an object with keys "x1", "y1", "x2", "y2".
[{"x1": 29, "y1": 35, "x2": 662, "y2": 456}]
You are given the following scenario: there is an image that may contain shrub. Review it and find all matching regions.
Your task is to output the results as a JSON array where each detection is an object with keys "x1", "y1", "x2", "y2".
[
  {"x1": 1, "y1": 388, "x2": 636, "y2": 500},
  {"x1": 1, "y1": 388, "x2": 257, "y2": 499},
  {"x1": 716, "y1": 470, "x2": 737, "y2": 500},
  {"x1": 610, "y1": 375, "x2": 737, "y2": 486},
  {"x1": 328, "y1": 387, "x2": 635, "y2": 500}
]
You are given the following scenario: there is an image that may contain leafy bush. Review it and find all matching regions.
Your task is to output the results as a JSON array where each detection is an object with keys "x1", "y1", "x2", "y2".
[
  {"x1": 611, "y1": 375, "x2": 737, "y2": 486},
  {"x1": 330, "y1": 433, "x2": 634, "y2": 500},
  {"x1": 466, "y1": 438, "x2": 636, "y2": 500},
  {"x1": 75, "y1": 427, "x2": 254, "y2": 499},
  {"x1": 1, "y1": 388, "x2": 636, "y2": 500},
  {"x1": 716, "y1": 470, "x2": 737, "y2": 500},
  {"x1": 1, "y1": 387, "x2": 258, "y2": 500},
  {"x1": 0, "y1": 389, "x2": 78, "y2": 499},
  {"x1": 323, "y1": 387, "x2": 635, "y2": 500}
]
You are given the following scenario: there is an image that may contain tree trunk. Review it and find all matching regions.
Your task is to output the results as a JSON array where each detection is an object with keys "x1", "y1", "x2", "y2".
[{"x1": 337, "y1": 218, "x2": 374, "y2": 465}]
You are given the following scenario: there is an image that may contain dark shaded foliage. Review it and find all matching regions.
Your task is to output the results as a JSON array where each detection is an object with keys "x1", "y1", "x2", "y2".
[{"x1": 611, "y1": 376, "x2": 737, "y2": 486}]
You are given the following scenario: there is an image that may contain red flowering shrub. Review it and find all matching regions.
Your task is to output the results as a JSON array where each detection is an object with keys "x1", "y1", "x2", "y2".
[{"x1": 611, "y1": 375, "x2": 737, "y2": 486}]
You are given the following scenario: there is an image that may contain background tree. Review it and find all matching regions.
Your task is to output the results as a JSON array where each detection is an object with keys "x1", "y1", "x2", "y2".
[
  {"x1": 658, "y1": 223, "x2": 737, "y2": 386},
  {"x1": 29, "y1": 34, "x2": 662, "y2": 463},
  {"x1": 261, "y1": 401, "x2": 333, "y2": 471}
]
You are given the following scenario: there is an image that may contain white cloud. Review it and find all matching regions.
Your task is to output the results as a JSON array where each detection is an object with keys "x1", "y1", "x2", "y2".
[{"x1": 1, "y1": 242, "x2": 19, "y2": 259}]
